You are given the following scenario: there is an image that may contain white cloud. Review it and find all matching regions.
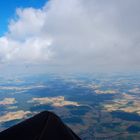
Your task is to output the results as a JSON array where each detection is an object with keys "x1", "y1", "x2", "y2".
[{"x1": 0, "y1": 0, "x2": 140, "y2": 72}]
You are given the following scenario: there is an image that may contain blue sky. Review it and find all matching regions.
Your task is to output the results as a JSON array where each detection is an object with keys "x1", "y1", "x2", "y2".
[{"x1": 0, "y1": 0, "x2": 48, "y2": 36}]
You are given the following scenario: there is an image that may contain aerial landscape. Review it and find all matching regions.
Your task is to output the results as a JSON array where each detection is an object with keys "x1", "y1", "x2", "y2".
[
  {"x1": 0, "y1": 73, "x2": 140, "y2": 139},
  {"x1": 0, "y1": 0, "x2": 140, "y2": 139}
]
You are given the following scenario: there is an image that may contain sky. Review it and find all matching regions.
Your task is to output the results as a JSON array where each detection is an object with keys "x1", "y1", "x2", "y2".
[
  {"x1": 0, "y1": 0, "x2": 48, "y2": 36},
  {"x1": 0, "y1": 0, "x2": 140, "y2": 75}
]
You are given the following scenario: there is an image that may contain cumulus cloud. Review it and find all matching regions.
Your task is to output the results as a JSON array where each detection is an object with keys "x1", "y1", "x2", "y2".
[{"x1": 0, "y1": 0, "x2": 140, "y2": 72}]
